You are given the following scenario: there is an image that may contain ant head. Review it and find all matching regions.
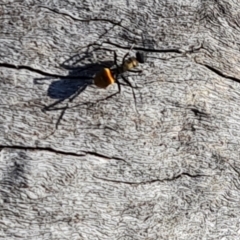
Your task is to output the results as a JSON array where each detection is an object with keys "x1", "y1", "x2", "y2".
[{"x1": 136, "y1": 51, "x2": 145, "y2": 64}]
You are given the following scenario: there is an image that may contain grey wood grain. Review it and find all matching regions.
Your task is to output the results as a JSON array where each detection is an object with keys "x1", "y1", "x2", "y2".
[{"x1": 1, "y1": 0, "x2": 240, "y2": 239}]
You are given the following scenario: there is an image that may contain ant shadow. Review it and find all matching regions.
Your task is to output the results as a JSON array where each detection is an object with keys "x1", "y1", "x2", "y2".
[{"x1": 34, "y1": 46, "x2": 114, "y2": 130}]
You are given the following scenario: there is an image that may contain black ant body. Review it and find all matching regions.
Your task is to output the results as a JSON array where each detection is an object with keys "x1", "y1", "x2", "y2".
[
  {"x1": 42, "y1": 47, "x2": 145, "y2": 132},
  {"x1": 94, "y1": 49, "x2": 145, "y2": 93}
]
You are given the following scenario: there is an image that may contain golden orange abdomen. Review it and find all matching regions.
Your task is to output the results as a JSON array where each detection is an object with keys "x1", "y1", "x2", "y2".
[{"x1": 94, "y1": 68, "x2": 115, "y2": 88}]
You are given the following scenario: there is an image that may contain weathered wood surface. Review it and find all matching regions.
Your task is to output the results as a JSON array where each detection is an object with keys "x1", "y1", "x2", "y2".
[{"x1": 1, "y1": 0, "x2": 240, "y2": 239}]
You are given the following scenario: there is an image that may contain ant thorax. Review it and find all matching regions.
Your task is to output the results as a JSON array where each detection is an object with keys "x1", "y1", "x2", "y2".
[{"x1": 122, "y1": 57, "x2": 139, "y2": 72}]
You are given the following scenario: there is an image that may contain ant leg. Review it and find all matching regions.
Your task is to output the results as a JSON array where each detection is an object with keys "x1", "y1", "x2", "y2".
[
  {"x1": 128, "y1": 69, "x2": 142, "y2": 73},
  {"x1": 43, "y1": 99, "x2": 65, "y2": 112},
  {"x1": 44, "y1": 83, "x2": 88, "y2": 130},
  {"x1": 102, "y1": 74, "x2": 121, "y2": 101},
  {"x1": 116, "y1": 78, "x2": 121, "y2": 94},
  {"x1": 55, "y1": 105, "x2": 68, "y2": 129},
  {"x1": 114, "y1": 51, "x2": 120, "y2": 68},
  {"x1": 121, "y1": 75, "x2": 138, "y2": 112},
  {"x1": 69, "y1": 84, "x2": 87, "y2": 102},
  {"x1": 121, "y1": 75, "x2": 137, "y2": 89},
  {"x1": 55, "y1": 84, "x2": 88, "y2": 128},
  {"x1": 104, "y1": 85, "x2": 121, "y2": 100},
  {"x1": 122, "y1": 52, "x2": 130, "y2": 65}
]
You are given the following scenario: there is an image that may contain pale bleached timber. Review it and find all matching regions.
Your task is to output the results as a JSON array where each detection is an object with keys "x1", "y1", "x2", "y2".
[{"x1": 1, "y1": 0, "x2": 240, "y2": 239}]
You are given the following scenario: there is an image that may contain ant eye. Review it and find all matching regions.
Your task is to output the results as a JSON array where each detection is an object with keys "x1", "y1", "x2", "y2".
[{"x1": 136, "y1": 52, "x2": 145, "y2": 63}]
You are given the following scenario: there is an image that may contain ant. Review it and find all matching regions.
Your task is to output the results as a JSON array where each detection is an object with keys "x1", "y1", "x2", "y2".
[
  {"x1": 94, "y1": 46, "x2": 145, "y2": 102},
  {"x1": 41, "y1": 46, "x2": 145, "y2": 134}
]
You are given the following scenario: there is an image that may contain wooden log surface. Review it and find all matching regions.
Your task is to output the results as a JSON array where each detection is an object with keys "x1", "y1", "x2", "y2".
[{"x1": 1, "y1": 0, "x2": 240, "y2": 239}]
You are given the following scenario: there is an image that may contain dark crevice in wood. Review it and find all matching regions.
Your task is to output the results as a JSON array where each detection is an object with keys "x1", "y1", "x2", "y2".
[
  {"x1": 39, "y1": 5, "x2": 122, "y2": 24},
  {"x1": 0, "y1": 62, "x2": 92, "y2": 79},
  {"x1": 103, "y1": 40, "x2": 182, "y2": 53},
  {"x1": 190, "y1": 108, "x2": 209, "y2": 121},
  {"x1": 0, "y1": 145, "x2": 126, "y2": 162},
  {"x1": 84, "y1": 151, "x2": 127, "y2": 162},
  {"x1": 93, "y1": 172, "x2": 211, "y2": 185},
  {"x1": 191, "y1": 108, "x2": 208, "y2": 116},
  {"x1": 228, "y1": 163, "x2": 240, "y2": 177},
  {"x1": 38, "y1": 6, "x2": 137, "y2": 35},
  {"x1": 196, "y1": 61, "x2": 240, "y2": 83},
  {"x1": 0, "y1": 145, "x2": 86, "y2": 157}
]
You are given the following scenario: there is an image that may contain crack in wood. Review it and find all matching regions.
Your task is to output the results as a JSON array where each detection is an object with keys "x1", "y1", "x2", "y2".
[
  {"x1": 0, "y1": 145, "x2": 127, "y2": 162},
  {"x1": 38, "y1": 5, "x2": 137, "y2": 35},
  {"x1": 0, "y1": 145, "x2": 86, "y2": 157},
  {"x1": 103, "y1": 40, "x2": 183, "y2": 53},
  {"x1": 93, "y1": 172, "x2": 211, "y2": 185},
  {"x1": 195, "y1": 60, "x2": 240, "y2": 84},
  {"x1": 0, "y1": 62, "x2": 92, "y2": 79}
]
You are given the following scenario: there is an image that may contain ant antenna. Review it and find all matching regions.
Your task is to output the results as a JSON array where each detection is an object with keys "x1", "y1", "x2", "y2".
[
  {"x1": 129, "y1": 43, "x2": 135, "y2": 52},
  {"x1": 122, "y1": 44, "x2": 135, "y2": 64}
]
